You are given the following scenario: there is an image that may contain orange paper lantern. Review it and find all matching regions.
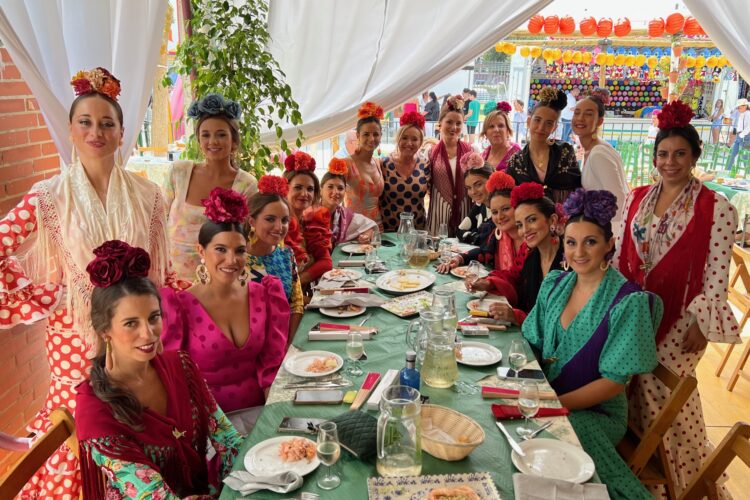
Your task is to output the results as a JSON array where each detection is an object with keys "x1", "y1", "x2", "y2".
[
  {"x1": 665, "y1": 12, "x2": 685, "y2": 35},
  {"x1": 614, "y1": 18, "x2": 631, "y2": 37},
  {"x1": 649, "y1": 18, "x2": 665, "y2": 37},
  {"x1": 544, "y1": 15, "x2": 560, "y2": 35},
  {"x1": 579, "y1": 17, "x2": 597, "y2": 36},
  {"x1": 559, "y1": 16, "x2": 576, "y2": 35},
  {"x1": 597, "y1": 18, "x2": 613, "y2": 37},
  {"x1": 683, "y1": 16, "x2": 701, "y2": 36},
  {"x1": 528, "y1": 15, "x2": 544, "y2": 34}
]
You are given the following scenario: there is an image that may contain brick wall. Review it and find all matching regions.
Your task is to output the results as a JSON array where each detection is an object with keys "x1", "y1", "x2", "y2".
[{"x1": 0, "y1": 47, "x2": 60, "y2": 475}]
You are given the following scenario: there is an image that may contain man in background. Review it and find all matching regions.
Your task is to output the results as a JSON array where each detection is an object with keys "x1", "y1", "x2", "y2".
[
  {"x1": 727, "y1": 98, "x2": 750, "y2": 171},
  {"x1": 466, "y1": 90, "x2": 481, "y2": 144},
  {"x1": 334, "y1": 129, "x2": 358, "y2": 159},
  {"x1": 560, "y1": 87, "x2": 580, "y2": 142}
]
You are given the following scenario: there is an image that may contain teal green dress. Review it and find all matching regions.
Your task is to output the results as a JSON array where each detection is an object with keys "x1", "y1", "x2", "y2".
[{"x1": 523, "y1": 268, "x2": 662, "y2": 500}]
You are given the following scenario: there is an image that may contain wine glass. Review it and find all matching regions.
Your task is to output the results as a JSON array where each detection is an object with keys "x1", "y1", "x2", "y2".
[
  {"x1": 438, "y1": 222, "x2": 449, "y2": 241},
  {"x1": 316, "y1": 421, "x2": 341, "y2": 490},
  {"x1": 438, "y1": 241, "x2": 453, "y2": 266},
  {"x1": 464, "y1": 260, "x2": 484, "y2": 292},
  {"x1": 346, "y1": 331, "x2": 364, "y2": 376},
  {"x1": 508, "y1": 339, "x2": 528, "y2": 387},
  {"x1": 364, "y1": 247, "x2": 379, "y2": 275},
  {"x1": 516, "y1": 380, "x2": 540, "y2": 438},
  {"x1": 370, "y1": 229, "x2": 382, "y2": 254}
]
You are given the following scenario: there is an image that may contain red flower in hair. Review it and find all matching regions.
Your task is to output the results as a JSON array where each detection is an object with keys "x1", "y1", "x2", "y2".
[
  {"x1": 446, "y1": 95, "x2": 465, "y2": 113},
  {"x1": 510, "y1": 182, "x2": 545, "y2": 208},
  {"x1": 358, "y1": 101, "x2": 384, "y2": 120},
  {"x1": 486, "y1": 171, "x2": 516, "y2": 193},
  {"x1": 70, "y1": 67, "x2": 121, "y2": 101},
  {"x1": 657, "y1": 100, "x2": 694, "y2": 130},
  {"x1": 284, "y1": 151, "x2": 316, "y2": 172},
  {"x1": 496, "y1": 101, "x2": 512, "y2": 113},
  {"x1": 327, "y1": 158, "x2": 348, "y2": 175},
  {"x1": 86, "y1": 240, "x2": 151, "y2": 288},
  {"x1": 257, "y1": 175, "x2": 289, "y2": 197},
  {"x1": 201, "y1": 187, "x2": 249, "y2": 223},
  {"x1": 124, "y1": 247, "x2": 151, "y2": 278},
  {"x1": 93, "y1": 240, "x2": 131, "y2": 259},
  {"x1": 399, "y1": 111, "x2": 425, "y2": 130}
]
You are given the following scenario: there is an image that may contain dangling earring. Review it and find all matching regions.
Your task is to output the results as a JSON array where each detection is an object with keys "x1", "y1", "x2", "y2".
[
  {"x1": 71, "y1": 145, "x2": 78, "y2": 166},
  {"x1": 105, "y1": 337, "x2": 114, "y2": 373},
  {"x1": 238, "y1": 268, "x2": 250, "y2": 286},
  {"x1": 562, "y1": 259, "x2": 570, "y2": 271},
  {"x1": 195, "y1": 259, "x2": 211, "y2": 285},
  {"x1": 591, "y1": 132, "x2": 598, "y2": 141},
  {"x1": 600, "y1": 260, "x2": 611, "y2": 271},
  {"x1": 547, "y1": 137, "x2": 556, "y2": 145},
  {"x1": 494, "y1": 227, "x2": 502, "y2": 240}
]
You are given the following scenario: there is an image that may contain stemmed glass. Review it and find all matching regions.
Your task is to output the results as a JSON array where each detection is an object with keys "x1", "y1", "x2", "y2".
[
  {"x1": 508, "y1": 339, "x2": 528, "y2": 387},
  {"x1": 364, "y1": 247, "x2": 379, "y2": 276},
  {"x1": 464, "y1": 260, "x2": 484, "y2": 292},
  {"x1": 437, "y1": 222, "x2": 449, "y2": 241},
  {"x1": 370, "y1": 229, "x2": 382, "y2": 254},
  {"x1": 345, "y1": 331, "x2": 364, "y2": 377},
  {"x1": 516, "y1": 380, "x2": 540, "y2": 438},
  {"x1": 316, "y1": 421, "x2": 341, "y2": 490}
]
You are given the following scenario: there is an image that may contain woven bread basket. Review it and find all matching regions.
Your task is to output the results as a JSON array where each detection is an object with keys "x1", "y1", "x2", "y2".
[{"x1": 421, "y1": 404, "x2": 485, "y2": 461}]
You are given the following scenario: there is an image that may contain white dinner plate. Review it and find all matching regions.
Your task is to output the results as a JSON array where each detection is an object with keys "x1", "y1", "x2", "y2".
[
  {"x1": 322, "y1": 268, "x2": 362, "y2": 281},
  {"x1": 283, "y1": 350, "x2": 344, "y2": 378},
  {"x1": 457, "y1": 341, "x2": 503, "y2": 366},
  {"x1": 466, "y1": 297, "x2": 510, "y2": 312},
  {"x1": 376, "y1": 269, "x2": 436, "y2": 294},
  {"x1": 450, "y1": 266, "x2": 489, "y2": 279},
  {"x1": 511, "y1": 438, "x2": 596, "y2": 484},
  {"x1": 319, "y1": 305, "x2": 367, "y2": 318},
  {"x1": 340, "y1": 243, "x2": 373, "y2": 254},
  {"x1": 244, "y1": 436, "x2": 320, "y2": 477}
]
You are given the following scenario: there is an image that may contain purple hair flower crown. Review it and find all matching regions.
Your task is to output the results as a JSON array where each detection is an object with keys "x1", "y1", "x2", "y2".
[{"x1": 562, "y1": 188, "x2": 618, "y2": 227}]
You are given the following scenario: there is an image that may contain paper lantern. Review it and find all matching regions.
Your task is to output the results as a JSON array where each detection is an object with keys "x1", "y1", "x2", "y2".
[
  {"x1": 595, "y1": 53, "x2": 607, "y2": 65},
  {"x1": 615, "y1": 54, "x2": 626, "y2": 66},
  {"x1": 572, "y1": 51, "x2": 583, "y2": 64},
  {"x1": 606, "y1": 54, "x2": 615, "y2": 66},
  {"x1": 685, "y1": 56, "x2": 696, "y2": 68},
  {"x1": 659, "y1": 55, "x2": 671, "y2": 66},
  {"x1": 647, "y1": 55, "x2": 658, "y2": 68},
  {"x1": 562, "y1": 50, "x2": 573, "y2": 63},
  {"x1": 544, "y1": 15, "x2": 560, "y2": 35},
  {"x1": 706, "y1": 56, "x2": 718, "y2": 68},
  {"x1": 597, "y1": 18, "x2": 613, "y2": 37},
  {"x1": 528, "y1": 15, "x2": 544, "y2": 34},
  {"x1": 635, "y1": 54, "x2": 646, "y2": 66},
  {"x1": 530, "y1": 46, "x2": 542, "y2": 58},
  {"x1": 579, "y1": 17, "x2": 597, "y2": 36},
  {"x1": 695, "y1": 55, "x2": 706, "y2": 67},
  {"x1": 542, "y1": 48, "x2": 553, "y2": 61},
  {"x1": 494, "y1": 42, "x2": 503, "y2": 53},
  {"x1": 553, "y1": 49, "x2": 562, "y2": 60},
  {"x1": 614, "y1": 18, "x2": 631, "y2": 37},
  {"x1": 520, "y1": 46, "x2": 530, "y2": 58},
  {"x1": 718, "y1": 55, "x2": 728, "y2": 67},
  {"x1": 649, "y1": 18, "x2": 665, "y2": 37},
  {"x1": 504, "y1": 43, "x2": 516, "y2": 55},
  {"x1": 582, "y1": 52, "x2": 593, "y2": 64},
  {"x1": 625, "y1": 55, "x2": 635, "y2": 66},
  {"x1": 559, "y1": 16, "x2": 575, "y2": 35},
  {"x1": 683, "y1": 16, "x2": 701, "y2": 36},
  {"x1": 665, "y1": 12, "x2": 685, "y2": 35}
]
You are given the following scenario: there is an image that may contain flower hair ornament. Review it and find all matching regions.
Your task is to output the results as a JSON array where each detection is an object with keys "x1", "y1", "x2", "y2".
[
  {"x1": 257, "y1": 175, "x2": 289, "y2": 197},
  {"x1": 327, "y1": 158, "x2": 348, "y2": 176},
  {"x1": 201, "y1": 187, "x2": 249, "y2": 224},
  {"x1": 537, "y1": 87, "x2": 567, "y2": 112},
  {"x1": 399, "y1": 111, "x2": 425, "y2": 130},
  {"x1": 187, "y1": 93, "x2": 242, "y2": 121},
  {"x1": 284, "y1": 150, "x2": 316, "y2": 172},
  {"x1": 657, "y1": 100, "x2": 694, "y2": 130},
  {"x1": 496, "y1": 101, "x2": 512, "y2": 114},
  {"x1": 486, "y1": 171, "x2": 516, "y2": 193},
  {"x1": 445, "y1": 95, "x2": 465, "y2": 113},
  {"x1": 460, "y1": 152, "x2": 486, "y2": 170},
  {"x1": 510, "y1": 182, "x2": 545, "y2": 208},
  {"x1": 563, "y1": 188, "x2": 618, "y2": 227},
  {"x1": 70, "y1": 67, "x2": 121, "y2": 101},
  {"x1": 86, "y1": 240, "x2": 150, "y2": 288},
  {"x1": 358, "y1": 101, "x2": 384, "y2": 120}
]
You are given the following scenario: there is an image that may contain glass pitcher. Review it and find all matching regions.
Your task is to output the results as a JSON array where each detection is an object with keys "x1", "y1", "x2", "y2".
[
  {"x1": 421, "y1": 327, "x2": 460, "y2": 389},
  {"x1": 432, "y1": 289, "x2": 458, "y2": 333},
  {"x1": 377, "y1": 385, "x2": 422, "y2": 477},
  {"x1": 396, "y1": 212, "x2": 415, "y2": 242},
  {"x1": 406, "y1": 309, "x2": 444, "y2": 369},
  {"x1": 407, "y1": 230, "x2": 430, "y2": 269}
]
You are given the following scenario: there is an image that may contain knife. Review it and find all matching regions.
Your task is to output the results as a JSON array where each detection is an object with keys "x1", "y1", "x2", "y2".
[
  {"x1": 358, "y1": 313, "x2": 372, "y2": 327},
  {"x1": 496, "y1": 421, "x2": 526, "y2": 456}
]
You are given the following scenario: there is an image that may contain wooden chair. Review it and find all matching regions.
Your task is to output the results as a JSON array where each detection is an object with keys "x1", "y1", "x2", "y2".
[
  {"x1": 678, "y1": 422, "x2": 750, "y2": 500},
  {"x1": 617, "y1": 364, "x2": 698, "y2": 500},
  {"x1": 0, "y1": 408, "x2": 78, "y2": 498},
  {"x1": 714, "y1": 244, "x2": 750, "y2": 391}
]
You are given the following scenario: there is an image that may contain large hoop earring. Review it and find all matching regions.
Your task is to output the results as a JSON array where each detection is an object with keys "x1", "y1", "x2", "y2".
[
  {"x1": 195, "y1": 259, "x2": 211, "y2": 285},
  {"x1": 562, "y1": 259, "x2": 570, "y2": 271},
  {"x1": 238, "y1": 267, "x2": 250, "y2": 286},
  {"x1": 599, "y1": 260, "x2": 610, "y2": 271}
]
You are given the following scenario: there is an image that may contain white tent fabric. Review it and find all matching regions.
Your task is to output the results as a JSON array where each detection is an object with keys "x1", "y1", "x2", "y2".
[
  {"x1": 0, "y1": 0, "x2": 167, "y2": 164},
  {"x1": 684, "y1": 0, "x2": 750, "y2": 87},
  {"x1": 265, "y1": 0, "x2": 552, "y2": 145}
]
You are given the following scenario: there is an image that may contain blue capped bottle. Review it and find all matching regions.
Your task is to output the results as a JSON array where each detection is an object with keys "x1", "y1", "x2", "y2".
[{"x1": 399, "y1": 351, "x2": 421, "y2": 391}]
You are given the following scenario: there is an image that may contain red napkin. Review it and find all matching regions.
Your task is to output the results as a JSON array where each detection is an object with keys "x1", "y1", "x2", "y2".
[{"x1": 492, "y1": 404, "x2": 569, "y2": 420}]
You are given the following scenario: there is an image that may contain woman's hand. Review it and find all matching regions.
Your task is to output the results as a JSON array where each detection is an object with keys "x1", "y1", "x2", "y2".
[
  {"x1": 466, "y1": 277, "x2": 491, "y2": 293},
  {"x1": 436, "y1": 256, "x2": 462, "y2": 274},
  {"x1": 681, "y1": 322, "x2": 708, "y2": 353},
  {"x1": 357, "y1": 229, "x2": 374, "y2": 244},
  {"x1": 489, "y1": 302, "x2": 515, "y2": 324}
]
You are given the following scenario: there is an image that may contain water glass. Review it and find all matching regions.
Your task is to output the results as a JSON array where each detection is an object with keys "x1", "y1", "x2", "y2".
[
  {"x1": 371, "y1": 229, "x2": 382, "y2": 252},
  {"x1": 316, "y1": 422, "x2": 341, "y2": 490},
  {"x1": 516, "y1": 380, "x2": 540, "y2": 438},
  {"x1": 346, "y1": 331, "x2": 364, "y2": 376},
  {"x1": 364, "y1": 248, "x2": 379, "y2": 274},
  {"x1": 464, "y1": 260, "x2": 484, "y2": 291},
  {"x1": 437, "y1": 222, "x2": 449, "y2": 240},
  {"x1": 438, "y1": 241, "x2": 453, "y2": 266}
]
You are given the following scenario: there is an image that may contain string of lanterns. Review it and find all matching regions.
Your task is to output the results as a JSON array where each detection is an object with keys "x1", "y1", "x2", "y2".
[{"x1": 526, "y1": 13, "x2": 706, "y2": 37}]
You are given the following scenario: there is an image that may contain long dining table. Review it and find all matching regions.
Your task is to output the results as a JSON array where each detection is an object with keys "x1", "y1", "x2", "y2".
[{"x1": 219, "y1": 234, "x2": 595, "y2": 499}]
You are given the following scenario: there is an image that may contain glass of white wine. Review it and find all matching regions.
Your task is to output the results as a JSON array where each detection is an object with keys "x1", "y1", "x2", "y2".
[
  {"x1": 438, "y1": 222, "x2": 449, "y2": 241},
  {"x1": 516, "y1": 380, "x2": 540, "y2": 438},
  {"x1": 316, "y1": 421, "x2": 341, "y2": 490},
  {"x1": 370, "y1": 229, "x2": 382, "y2": 253},
  {"x1": 346, "y1": 331, "x2": 364, "y2": 376},
  {"x1": 464, "y1": 260, "x2": 484, "y2": 292},
  {"x1": 508, "y1": 339, "x2": 528, "y2": 388}
]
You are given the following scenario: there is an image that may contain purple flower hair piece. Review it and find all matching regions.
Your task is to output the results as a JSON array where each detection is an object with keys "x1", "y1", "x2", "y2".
[{"x1": 562, "y1": 188, "x2": 618, "y2": 227}]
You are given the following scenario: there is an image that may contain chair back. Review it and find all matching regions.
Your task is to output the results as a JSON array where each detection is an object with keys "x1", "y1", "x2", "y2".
[
  {"x1": 678, "y1": 422, "x2": 750, "y2": 500},
  {"x1": 728, "y1": 245, "x2": 750, "y2": 320},
  {"x1": 0, "y1": 408, "x2": 77, "y2": 497}
]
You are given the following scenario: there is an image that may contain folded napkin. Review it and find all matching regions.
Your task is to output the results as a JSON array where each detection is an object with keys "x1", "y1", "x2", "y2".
[
  {"x1": 492, "y1": 404, "x2": 569, "y2": 420},
  {"x1": 223, "y1": 470, "x2": 303, "y2": 496},
  {"x1": 339, "y1": 259, "x2": 366, "y2": 267},
  {"x1": 307, "y1": 293, "x2": 386, "y2": 309},
  {"x1": 482, "y1": 386, "x2": 558, "y2": 400},
  {"x1": 512, "y1": 473, "x2": 610, "y2": 500}
]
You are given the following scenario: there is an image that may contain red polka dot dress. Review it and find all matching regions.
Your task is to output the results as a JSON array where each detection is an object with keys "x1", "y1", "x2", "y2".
[{"x1": 615, "y1": 179, "x2": 741, "y2": 498}]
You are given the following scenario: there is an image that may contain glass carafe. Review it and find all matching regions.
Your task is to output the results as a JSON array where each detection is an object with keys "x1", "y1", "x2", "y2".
[
  {"x1": 432, "y1": 289, "x2": 458, "y2": 332},
  {"x1": 421, "y1": 327, "x2": 459, "y2": 389},
  {"x1": 377, "y1": 385, "x2": 422, "y2": 477},
  {"x1": 397, "y1": 213, "x2": 415, "y2": 263},
  {"x1": 407, "y1": 230, "x2": 430, "y2": 269},
  {"x1": 406, "y1": 309, "x2": 445, "y2": 370}
]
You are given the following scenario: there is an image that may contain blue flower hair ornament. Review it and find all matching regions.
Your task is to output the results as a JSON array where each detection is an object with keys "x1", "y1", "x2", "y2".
[
  {"x1": 563, "y1": 188, "x2": 618, "y2": 227},
  {"x1": 187, "y1": 93, "x2": 242, "y2": 121}
]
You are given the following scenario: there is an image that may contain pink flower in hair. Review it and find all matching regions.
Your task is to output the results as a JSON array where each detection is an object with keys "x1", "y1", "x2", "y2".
[{"x1": 460, "y1": 152, "x2": 486, "y2": 170}]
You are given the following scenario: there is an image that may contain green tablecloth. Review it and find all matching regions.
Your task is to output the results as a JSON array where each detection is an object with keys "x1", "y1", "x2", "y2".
[
  {"x1": 704, "y1": 181, "x2": 742, "y2": 201},
  {"x1": 220, "y1": 235, "x2": 586, "y2": 499}
]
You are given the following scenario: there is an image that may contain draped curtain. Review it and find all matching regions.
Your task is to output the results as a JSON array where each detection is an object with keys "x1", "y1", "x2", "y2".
[{"x1": 0, "y1": 0, "x2": 167, "y2": 164}]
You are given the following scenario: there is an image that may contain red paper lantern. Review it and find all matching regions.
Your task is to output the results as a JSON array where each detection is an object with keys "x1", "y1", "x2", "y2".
[
  {"x1": 648, "y1": 18, "x2": 665, "y2": 37},
  {"x1": 528, "y1": 14, "x2": 544, "y2": 34},
  {"x1": 544, "y1": 15, "x2": 560, "y2": 35},
  {"x1": 665, "y1": 12, "x2": 685, "y2": 35},
  {"x1": 683, "y1": 16, "x2": 701, "y2": 36},
  {"x1": 614, "y1": 17, "x2": 631, "y2": 37},
  {"x1": 559, "y1": 16, "x2": 575, "y2": 35},
  {"x1": 597, "y1": 18, "x2": 613, "y2": 37},
  {"x1": 579, "y1": 16, "x2": 597, "y2": 36}
]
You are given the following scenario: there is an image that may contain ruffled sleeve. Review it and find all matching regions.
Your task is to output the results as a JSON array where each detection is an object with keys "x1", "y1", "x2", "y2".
[
  {"x1": 0, "y1": 191, "x2": 62, "y2": 328},
  {"x1": 256, "y1": 275, "x2": 290, "y2": 390},
  {"x1": 686, "y1": 195, "x2": 741, "y2": 344},
  {"x1": 159, "y1": 287, "x2": 187, "y2": 352},
  {"x1": 601, "y1": 291, "x2": 662, "y2": 384}
]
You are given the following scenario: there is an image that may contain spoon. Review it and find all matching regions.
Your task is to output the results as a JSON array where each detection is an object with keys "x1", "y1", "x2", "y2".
[{"x1": 522, "y1": 420, "x2": 553, "y2": 440}]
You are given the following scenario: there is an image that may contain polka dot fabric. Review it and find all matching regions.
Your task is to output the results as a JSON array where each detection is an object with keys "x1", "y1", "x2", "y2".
[{"x1": 380, "y1": 155, "x2": 430, "y2": 232}]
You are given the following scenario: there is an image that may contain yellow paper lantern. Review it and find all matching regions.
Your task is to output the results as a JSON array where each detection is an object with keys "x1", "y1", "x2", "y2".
[
  {"x1": 595, "y1": 53, "x2": 607, "y2": 65},
  {"x1": 582, "y1": 52, "x2": 592, "y2": 64},
  {"x1": 685, "y1": 56, "x2": 696, "y2": 68},
  {"x1": 495, "y1": 42, "x2": 503, "y2": 53},
  {"x1": 504, "y1": 43, "x2": 517, "y2": 55},
  {"x1": 572, "y1": 51, "x2": 583, "y2": 64},
  {"x1": 562, "y1": 50, "x2": 573, "y2": 63},
  {"x1": 553, "y1": 49, "x2": 562, "y2": 60},
  {"x1": 635, "y1": 54, "x2": 646, "y2": 66},
  {"x1": 706, "y1": 56, "x2": 718, "y2": 68},
  {"x1": 615, "y1": 54, "x2": 626, "y2": 66},
  {"x1": 520, "y1": 46, "x2": 530, "y2": 58},
  {"x1": 694, "y1": 69, "x2": 701, "y2": 79},
  {"x1": 718, "y1": 55, "x2": 728, "y2": 67},
  {"x1": 530, "y1": 47, "x2": 542, "y2": 58},
  {"x1": 695, "y1": 55, "x2": 706, "y2": 67},
  {"x1": 659, "y1": 55, "x2": 670, "y2": 66},
  {"x1": 647, "y1": 55, "x2": 658, "y2": 68},
  {"x1": 606, "y1": 54, "x2": 615, "y2": 66},
  {"x1": 625, "y1": 55, "x2": 635, "y2": 66}
]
